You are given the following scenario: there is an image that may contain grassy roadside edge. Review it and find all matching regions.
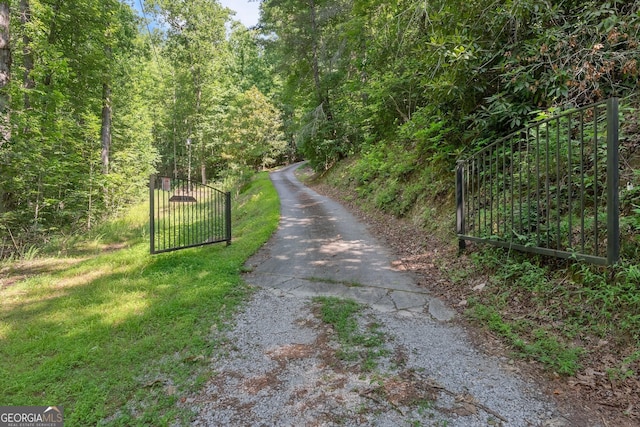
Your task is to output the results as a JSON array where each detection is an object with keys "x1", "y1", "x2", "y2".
[{"x1": 0, "y1": 171, "x2": 280, "y2": 426}]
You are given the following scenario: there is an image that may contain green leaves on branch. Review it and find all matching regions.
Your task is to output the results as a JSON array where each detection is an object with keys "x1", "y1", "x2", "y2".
[{"x1": 223, "y1": 86, "x2": 289, "y2": 171}]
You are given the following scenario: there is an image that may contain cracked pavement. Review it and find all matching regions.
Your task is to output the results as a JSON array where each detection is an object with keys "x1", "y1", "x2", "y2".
[
  {"x1": 244, "y1": 162, "x2": 456, "y2": 322},
  {"x1": 188, "y1": 162, "x2": 577, "y2": 426}
]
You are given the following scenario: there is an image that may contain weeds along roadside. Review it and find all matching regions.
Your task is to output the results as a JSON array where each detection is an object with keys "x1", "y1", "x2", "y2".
[
  {"x1": 453, "y1": 247, "x2": 640, "y2": 378},
  {"x1": 0, "y1": 172, "x2": 280, "y2": 426}
]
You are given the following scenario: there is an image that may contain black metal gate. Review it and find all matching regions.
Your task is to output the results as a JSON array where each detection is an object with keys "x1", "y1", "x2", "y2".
[
  {"x1": 456, "y1": 98, "x2": 621, "y2": 265},
  {"x1": 149, "y1": 176, "x2": 231, "y2": 254}
]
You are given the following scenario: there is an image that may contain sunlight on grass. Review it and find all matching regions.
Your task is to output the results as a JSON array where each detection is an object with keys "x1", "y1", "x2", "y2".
[
  {"x1": 0, "y1": 172, "x2": 280, "y2": 426},
  {"x1": 0, "y1": 322, "x2": 9, "y2": 339}
]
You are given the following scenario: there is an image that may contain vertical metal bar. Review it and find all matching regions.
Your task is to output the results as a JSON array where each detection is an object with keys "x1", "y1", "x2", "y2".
[
  {"x1": 580, "y1": 110, "x2": 586, "y2": 253},
  {"x1": 477, "y1": 156, "x2": 481, "y2": 236},
  {"x1": 536, "y1": 125, "x2": 541, "y2": 245},
  {"x1": 150, "y1": 175, "x2": 155, "y2": 254},
  {"x1": 195, "y1": 183, "x2": 199, "y2": 244},
  {"x1": 163, "y1": 179, "x2": 167, "y2": 251},
  {"x1": 160, "y1": 177, "x2": 164, "y2": 252},
  {"x1": 467, "y1": 158, "x2": 476, "y2": 235},
  {"x1": 178, "y1": 179, "x2": 181, "y2": 247},
  {"x1": 171, "y1": 179, "x2": 175, "y2": 249},
  {"x1": 223, "y1": 190, "x2": 227, "y2": 241},
  {"x1": 225, "y1": 191, "x2": 232, "y2": 245},
  {"x1": 607, "y1": 97, "x2": 620, "y2": 265},
  {"x1": 594, "y1": 105, "x2": 599, "y2": 256},
  {"x1": 556, "y1": 118, "x2": 561, "y2": 249},
  {"x1": 199, "y1": 183, "x2": 203, "y2": 244},
  {"x1": 546, "y1": 124, "x2": 551, "y2": 248},
  {"x1": 206, "y1": 186, "x2": 211, "y2": 242},
  {"x1": 495, "y1": 147, "x2": 499, "y2": 236},
  {"x1": 519, "y1": 134, "x2": 523, "y2": 235},
  {"x1": 215, "y1": 189, "x2": 219, "y2": 240},
  {"x1": 464, "y1": 160, "x2": 469, "y2": 236},
  {"x1": 497, "y1": 146, "x2": 501, "y2": 236},
  {"x1": 526, "y1": 131, "x2": 531, "y2": 235},
  {"x1": 207, "y1": 186, "x2": 211, "y2": 241},
  {"x1": 470, "y1": 159, "x2": 475, "y2": 234},
  {"x1": 510, "y1": 138, "x2": 515, "y2": 239},
  {"x1": 198, "y1": 183, "x2": 202, "y2": 244},
  {"x1": 182, "y1": 179, "x2": 186, "y2": 248},
  {"x1": 163, "y1": 178, "x2": 167, "y2": 251},
  {"x1": 188, "y1": 180, "x2": 193, "y2": 246},
  {"x1": 489, "y1": 147, "x2": 494, "y2": 235},
  {"x1": 187, "y1": 180, "x2": 191, "y2": 247},
  {"x1": 205, "y1": 187, "x2": 210, "y2": 242},
  {"x1": 217, "y1": 190, "x2": 221, "y2": 240},
  {"x1": 203, "y1": 185, "x2": 207, "y2": 243},
  {"x1": 500, "y1": 143, "x2": 504, "y2": 236},
  {"x1": 502, "y1": 142, "x2": 506, "y2": 237},
  {"x1": 456, "y1": 160, "x2": 466, "y2": 250},
  {"x1": 216, "y1": 189, "x2": 221, "y2": 240},
  {"x1": 482, "y1": 151, "x2": 487, "y2": 234},
  {"x1": 567, "y1": 114, "x2": 573, "y2": 250},
  {"x1": 502, "y1": 141, "x2": 506, "y2": 237},
  {"x1": 161, "y1": 179, "x2": 165, "y2": 251},
  {"x1": 213, "y1": 188, "x2": 217, "y2": 240},
  {"x1": 183, "y1": 179, "x2": 187, "y2": 247}
]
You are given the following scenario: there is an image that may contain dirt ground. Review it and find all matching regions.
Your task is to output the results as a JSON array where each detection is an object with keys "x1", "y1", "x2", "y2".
[{"x1": 308, "y1": 172, "x2": 639, "y2": 427}]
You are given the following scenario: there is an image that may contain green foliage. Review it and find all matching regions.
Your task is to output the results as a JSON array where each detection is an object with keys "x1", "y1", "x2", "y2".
[
  {"x1": 471, "y1": 302, "x2": 583, "y2": 375},
  {"x1": 223, "y1": 86, "x2": 289, "y2": 170},
  {"x1": 1, "y1": 0, "x2": 157, "y2": 257},
  {"x1": 466, "y1": 246, "x2": 640, "y2": 378},
  {"x1": 0, "y1": 171, "x2": 280, "y2": 425},
  {"x1": 1, "y1": 0, "x2": 289, "y2": 258}
]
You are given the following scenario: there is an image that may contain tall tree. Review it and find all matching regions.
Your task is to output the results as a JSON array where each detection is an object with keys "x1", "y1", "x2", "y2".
[
  {"x1": 19, "y1": 0, "x2": 33, "y2": 109},
  {"x1": 146, "y1": 0, "x2": 230, "y2": 183},
  {"x1": 261, "y1": 0, "x2": 351, "y2": 168},
  {"x1": 0, "y1": 1, "x2": 10, "y2": 148},
  {"x1": 1, "y1": 0, "x2": 156, "y2": 254}
]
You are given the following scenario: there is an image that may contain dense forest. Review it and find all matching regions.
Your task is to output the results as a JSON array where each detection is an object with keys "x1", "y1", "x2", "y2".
[
  {"x1": 0, "y1": 0, "x2": 639, "y2": 258},
  {"x1": 0, "y1": 0, "x2": 288, "y2": 256}
]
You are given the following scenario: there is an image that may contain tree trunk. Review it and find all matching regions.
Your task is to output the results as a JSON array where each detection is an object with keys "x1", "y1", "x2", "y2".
[
  {"x1": 194, "y1": 69, "x2": 207, "y2": 184},
  {"x1": 100, "y1": 82, "x2": 112, "y2": 174},
  {"x1": 43, "y1": 0, "x2": 61, "y2": 87},
  {"x1": 0, "y1": 1, "x2": 11, "y2": 149},
  {"x1": 308, "y1": 0, "x2": 322, "y2": 106},
  {"x1": 20, "y1": 0, "x2": 34, "y2": 109},
  {"x1": 172, "y1": 83, "x2": 178, "y2": 178},
  {"x1": 308, "y1": 0, "x2": 333, "y2": 123}
]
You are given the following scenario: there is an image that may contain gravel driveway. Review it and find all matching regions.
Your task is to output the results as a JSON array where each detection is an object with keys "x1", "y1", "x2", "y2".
[{"x1": 187, "y1": 163, "x2": 583, "y2": 426}]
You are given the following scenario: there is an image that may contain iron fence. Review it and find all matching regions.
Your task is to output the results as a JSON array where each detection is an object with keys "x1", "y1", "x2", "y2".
[
  {"x1": 456, "y1": 98, "x2": 620, "y2": 265},
  {"x1": 149, "y1": 176, "x2": 231, "y2": 254}
]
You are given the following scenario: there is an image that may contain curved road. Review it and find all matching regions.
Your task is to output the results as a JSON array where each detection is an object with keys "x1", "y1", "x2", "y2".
[
  {"x1": 244, "y1": 162, "x2": 454, "y2": 319},
  {"x1": 191, "y1": 163, "x2": 574, "y2": 426}
]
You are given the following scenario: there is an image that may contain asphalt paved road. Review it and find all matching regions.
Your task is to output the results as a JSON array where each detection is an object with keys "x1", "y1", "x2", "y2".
[
  {"x1": 244, "y1": 162, "x2": 455, "y2": 320},
  {"x1": 191, "y1": 162, "x2": 577, "y2": 426}
]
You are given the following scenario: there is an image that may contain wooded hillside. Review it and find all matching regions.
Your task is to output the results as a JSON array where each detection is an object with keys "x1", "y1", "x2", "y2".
[
  {"x1": 260, "y1": 0, "x2": 640, "y2": 257},
  {"x1": 1, "y1": 0, "x2": 639, "y2": 259},
  {"x1": 0, "y1": 0, "x2": 289, "y2": 257},
  {"x1": 260, "y1": 0, "x2": 639, "y2": 168}
]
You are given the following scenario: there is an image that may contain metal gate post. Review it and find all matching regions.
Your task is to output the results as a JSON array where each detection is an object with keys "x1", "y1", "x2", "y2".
[
  {"x1": 456, "y1": 160, "x2": 466, "y2": 251},
  {"x1": 225, "y1": 191, "x2": 232, "y2": 245},
  {"x1": 607, "y1": 97, "x2": 620, "y2": 265},
  {"x1": 149, "y1": 175, "x2": 156, "y2": 255}
]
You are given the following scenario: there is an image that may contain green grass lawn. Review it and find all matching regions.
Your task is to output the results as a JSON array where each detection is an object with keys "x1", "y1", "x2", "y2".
[{"x1": 0, "y1": 172, "x2": 280, "y2": 426}]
